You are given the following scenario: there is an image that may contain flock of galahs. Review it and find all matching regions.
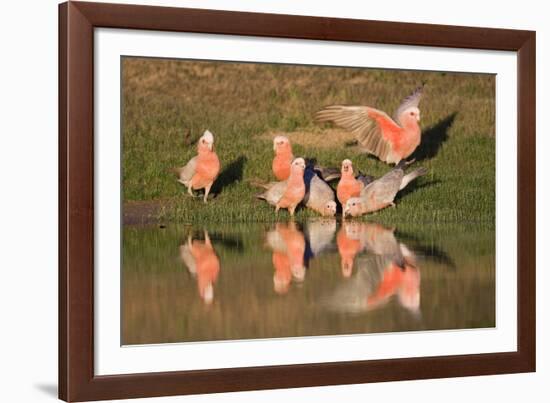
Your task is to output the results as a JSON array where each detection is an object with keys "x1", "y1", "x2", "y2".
[{"x1": 172, "y1": 84, "x2": 429, "y2": 217}]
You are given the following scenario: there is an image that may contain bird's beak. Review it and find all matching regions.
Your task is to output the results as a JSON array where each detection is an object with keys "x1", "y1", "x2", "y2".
[
  {"x1": 343, "y1": 207, "x2": 349, "y2": 217},
  {"x1": 207, "y1": 142, "x2": 214, "y2": 151},
  {"x1": 417, "y1": 114, "x2": 420, "y2": 122}
]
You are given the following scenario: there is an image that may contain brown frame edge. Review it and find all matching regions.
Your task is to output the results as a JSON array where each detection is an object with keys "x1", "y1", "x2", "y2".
[{"x1": 59, "y1": 1, "x2": 536, "y2": 401}]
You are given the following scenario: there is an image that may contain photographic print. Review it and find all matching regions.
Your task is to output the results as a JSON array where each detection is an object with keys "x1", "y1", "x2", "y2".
[{"x1": 121, "y1": 57, "x2": 495, "y2": 345}]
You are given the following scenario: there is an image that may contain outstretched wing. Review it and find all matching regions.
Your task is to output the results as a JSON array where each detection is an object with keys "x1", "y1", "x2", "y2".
[
  {"x1": 316, "y1": 105, "x2": 399, "y2": 161},
  {"x1": 393, "y1": 84, "x2": 424, "y2": 125}
]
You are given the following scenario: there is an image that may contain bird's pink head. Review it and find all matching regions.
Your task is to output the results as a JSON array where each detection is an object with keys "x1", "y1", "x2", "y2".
[
  {"x1": 401, "y1": 107, "x2": 421, "y2": 124},
  {"x1": 273, "y1": 135, "x2": 292, "y2": 155},
  {"x1": 198, "y1": 130, "x2": 215, "y2": 152},
  {"x1": 290, "y1": 157, "x2": 306, "y2": 175},
  {"x1": 341, "y1": 159, "x2": 354, "y2": 177},
  {"x1": 323, "y1": 201, "x2": 337, "y2": 217},
  {"x1": 344, "y1": 197, "x2": 363, "y2": 217}
]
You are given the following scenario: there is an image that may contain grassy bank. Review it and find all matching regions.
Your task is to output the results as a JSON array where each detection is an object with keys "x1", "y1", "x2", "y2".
[{"x1": 122, "y1": 57, "x2": 495, "y2": 224}]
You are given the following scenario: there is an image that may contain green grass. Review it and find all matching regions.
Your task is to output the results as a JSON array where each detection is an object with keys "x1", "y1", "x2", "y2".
[{"x1": 122, "y1": 57, "x2": 495, "y2": 224}]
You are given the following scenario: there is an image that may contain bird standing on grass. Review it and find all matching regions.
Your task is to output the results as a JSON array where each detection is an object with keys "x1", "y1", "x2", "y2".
[
  {"x1": 256, "y1": 157, "x2": 307, "y2": 217},
  {"x1": 344, "y1": 160, "x2": 428, "y2": 217},
  {"x1": 272, "y1": 135, "x2": 294, "y2": 181},
  {"x1": 336, "y1": 159, "x2": 372, "y2": 216},
  {"x1": 171, "y1": 130, "x2": 220, "y2": 203},
  {"x1": 316, "y1": 84, "x2": 424, "y2": 164},
  {"x1": 271, "y1": 135, "x2": 340, "y2": 182},
  {"x1": 303, "y1": 164, "x2": 337, "y2": 217}
]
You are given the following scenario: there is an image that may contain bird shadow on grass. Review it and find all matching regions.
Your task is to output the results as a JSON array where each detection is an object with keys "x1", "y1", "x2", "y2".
[
  {"x1": 411, "y1": 112, "x2": 457, "y2": 161},
  {"x1": 211, "y1": 156, "x2": 247, "y2": 196}
]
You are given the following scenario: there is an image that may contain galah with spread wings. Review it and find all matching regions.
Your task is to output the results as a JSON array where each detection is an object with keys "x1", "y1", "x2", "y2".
[
  {"x1": 256, "y1": 157, "x2": 306, "y2": 216},
  {"x1": 344, "y1": 160, "x2": 427, "y2": 217},
  {"x1": 316, "y1": 84, "x2": 425, "y2": 164},
  {"x1": 171, "y1": 130, "x2": 221, "y2": 203}
]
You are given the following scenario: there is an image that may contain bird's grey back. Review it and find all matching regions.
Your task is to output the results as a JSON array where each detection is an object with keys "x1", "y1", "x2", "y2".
[
  {"x1": 262, "y1": 180, "x2": 288, "y2": 205},
  {"x1": 305, "y1": 174, "x2": 335, "y2": 210},
  {"x1": 361, "y1": 168, "x2": 404, "y2": 206},
  {"x1": 177, "y1": 156, "x2": 197, "y2": 184}
]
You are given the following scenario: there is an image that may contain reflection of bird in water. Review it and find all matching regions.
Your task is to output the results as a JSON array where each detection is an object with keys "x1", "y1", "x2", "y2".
[
  {"x1": 266, "y1": 222, "x2": 306, "y2": 294},
  {"x1": 336, "y1": 221, "x2": 370, "y2": 278},
  {"x1": 328, "y1": 223, "x2": 421, "y2": 315},
  {"x1": 179, "y1": 230, "x2": 220, "y2": 304},
  {"x1": 303, "y1": 218, "x2": 337, "y2": 267}
]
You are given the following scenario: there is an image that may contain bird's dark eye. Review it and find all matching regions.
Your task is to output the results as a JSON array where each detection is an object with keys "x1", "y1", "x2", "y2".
[{"x1": 410, "y1": 111, "x2": 414, "y2": 115}]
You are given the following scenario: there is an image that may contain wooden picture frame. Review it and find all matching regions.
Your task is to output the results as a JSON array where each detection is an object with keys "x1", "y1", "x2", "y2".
[{"x1": 59, "y1": 1, "x2": 536, "y2": 401}]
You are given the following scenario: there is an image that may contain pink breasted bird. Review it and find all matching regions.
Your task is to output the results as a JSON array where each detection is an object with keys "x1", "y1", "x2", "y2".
[
  {"x1": 316, "y1": 84, "x2": 424, "y2": 164},
  {"x1": 256, "y1": 157, "x2": 306, "y2": 216},
  {"x1": 272, "y1": 135, "x2": 294, "y2": 181},
  {"x1": 171, "y1": 130, "x2": 221, "y2": 203},
  {"x1": 336, "y1": 159, "x2": 366, "y2": 214}
]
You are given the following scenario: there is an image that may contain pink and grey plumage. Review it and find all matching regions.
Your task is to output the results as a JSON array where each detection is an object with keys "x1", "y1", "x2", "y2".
[
  {"x1": 171, "y1": 129, "x2": 221, "y2": 203},
  {"x1": 255, "y1": 157, "x2": 307, "y2": 216},
  {"x1": 344, "y1": 161, "x2": 428, "y2": 217},
  {"x1": 316, "y1": 84, "x2": 425, "y2": 164}
]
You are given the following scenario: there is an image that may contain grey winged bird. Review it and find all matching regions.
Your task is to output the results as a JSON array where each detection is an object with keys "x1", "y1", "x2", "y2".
[
  {"x1": 303, "y1": 164, "x2": 337, "y2": 217},
  {"x1": 344, "y1": 160, "x2": 428, "y2": 217}
]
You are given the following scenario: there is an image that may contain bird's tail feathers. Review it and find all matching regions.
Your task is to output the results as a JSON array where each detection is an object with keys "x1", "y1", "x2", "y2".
[
  {"x1": 400, "y1": 167, "x2": 428, "y2": 190},
  {"x1": 169, "y1": 167, "x2": 183, "y2": 176},
  {"x1": 395, "y1": 158, "x2": 416, "y2": 170},
  {"x1": 247, "y1": 178, "x2": 271, "y2": 189}
]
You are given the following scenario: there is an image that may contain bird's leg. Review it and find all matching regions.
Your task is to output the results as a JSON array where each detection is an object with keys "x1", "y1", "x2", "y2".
[
  {"x1": 203, "y1": 183, "x2": 212, "y2": 203},
  {"x1": 390, "y1": 202, "x2": 396, "y2": 208},
  {"x1": 275, "y1": 205, "x2": 280, "y2": 216},
  {"x1": 187, "y1": 185, "x2": 194, "y2": 197},
  {"x1": 289, "y1": 205, "x2": 296, "y2": 217}
]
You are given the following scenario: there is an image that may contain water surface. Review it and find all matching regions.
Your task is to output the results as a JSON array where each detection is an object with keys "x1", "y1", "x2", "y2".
[{"x1": 122, "y1": 220, "x2": 495, "y2": 345}]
